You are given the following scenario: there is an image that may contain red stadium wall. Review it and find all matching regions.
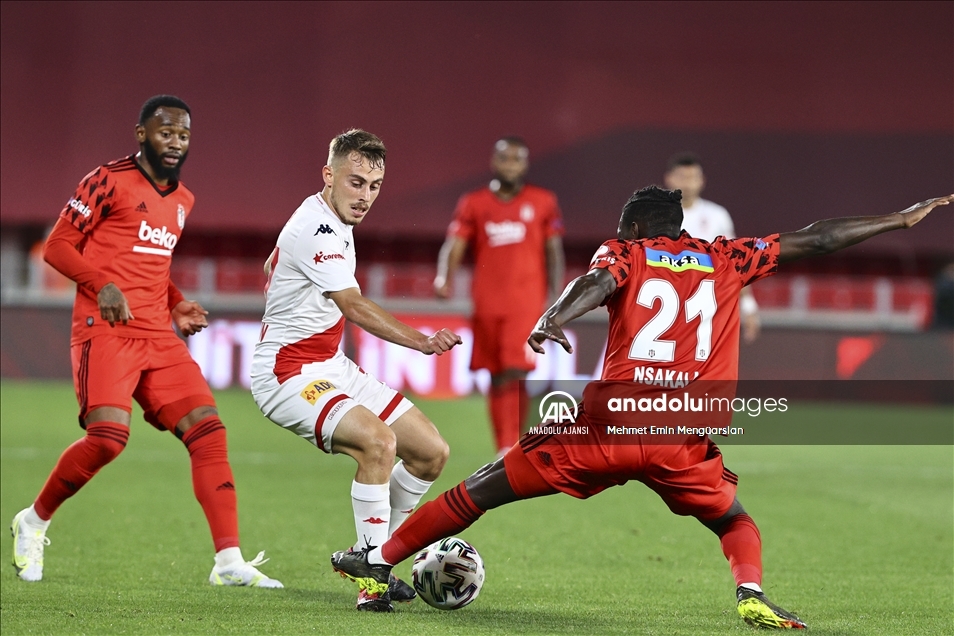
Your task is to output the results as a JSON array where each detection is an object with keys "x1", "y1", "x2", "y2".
[
  {"x1": 2, "y1": 2, "x2": 952, "y2": 254},
  {"x1": 3, "y1": 307, "x2": 952, "y2": 388}
]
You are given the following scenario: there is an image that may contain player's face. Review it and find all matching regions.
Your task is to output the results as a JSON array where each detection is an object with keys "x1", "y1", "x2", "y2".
[
  {"x1": 136, "y1": 107, "x2": 191, "y2": 182},
  {"x1": 490, "y1": 142, "x2": 529, "y2": 186},
  {"x1": 663, "y1": 165, "x2": 704, "y2": 203},
  {"x1": 322, "y1": 152, "x2": 384, "y2": 226}
]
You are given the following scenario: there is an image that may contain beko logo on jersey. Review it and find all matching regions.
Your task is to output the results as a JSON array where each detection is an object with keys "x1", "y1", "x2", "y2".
[
  {"x1": 485, "y1": 220, "x2": 526, "y2": 247},
  {"x1": 67, "y1": 198, "x2": 93, "y2": 218},
  {"x1": 133, "y1": 220, "x2": 177, "y2": 256}
]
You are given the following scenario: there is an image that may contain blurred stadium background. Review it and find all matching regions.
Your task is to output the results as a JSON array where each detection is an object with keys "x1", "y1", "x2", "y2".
[{"x1": 2, "y1": 1, "x2": 952, "y2": 389}]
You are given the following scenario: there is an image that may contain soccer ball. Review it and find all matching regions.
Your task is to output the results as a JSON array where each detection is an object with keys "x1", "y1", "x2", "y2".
[{"x1": 411, "y1": 537, "x2": 485, "y2": 610}]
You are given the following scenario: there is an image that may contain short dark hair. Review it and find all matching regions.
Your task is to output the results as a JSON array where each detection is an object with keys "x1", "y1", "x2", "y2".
[
  {"x1": 620, "y1": 185, "x2": 683, "y2": 236},
  {"x1": 139, "y1": 95, "x2": 191, "y2": 125},
  {"x1": 328, "y1": 129, "x2": 386, "y2": 169},
  {"x1": 666, "y1": 151, "x2": 702, "y2": 172}
]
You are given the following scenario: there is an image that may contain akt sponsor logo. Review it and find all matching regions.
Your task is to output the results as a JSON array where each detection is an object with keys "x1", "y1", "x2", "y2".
[
  {"x1": 134, "y1": 219, "x2": 178, "y2": 255},
  {"x1": 67, "y1": 198, "x2": 93, "y2": 218},
  {"x1": 300, "y1": 379, "x2": 336, "y2": 405}
]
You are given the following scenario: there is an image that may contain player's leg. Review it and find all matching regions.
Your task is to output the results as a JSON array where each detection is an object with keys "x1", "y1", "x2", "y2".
[
  {"x1": 138, "y1": 338, "x2": 281, "y2": 588},
  {"x1": 645, "y1": 439, "x2": 806, "y2": 629},
  {"x1": 12, "y1": 337, "x2": 137, "y2": 582},
  {"x1": 487, "y1": 312, "x2": 538, "y2": 456},
  {"x1": 388, "y1": 406, "x2": 449, "y2": 536}
]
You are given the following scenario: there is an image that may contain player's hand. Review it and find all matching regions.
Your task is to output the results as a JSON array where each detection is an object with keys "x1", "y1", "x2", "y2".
[
  {"x1": 433, "y1": 277, "x2": 451, "y2": 300},
  {"x1": 421, "y1": 328, "x2": 462, "y2": 355},
  {"x1": 528, "y1": 319, "x2": 573, "y2": 354},
  {"x1": 742, "y1": 312, "x2": 761, "y2": 343},
  {"x1": 98, "y1": 282, "x2": 134, "y2": 327},
  {"x1": 172, "y1": 300, "x2": 209, "y2": 336},
  {"x1": 898, "y1": 194, "x2": 953, "y2": 228}
]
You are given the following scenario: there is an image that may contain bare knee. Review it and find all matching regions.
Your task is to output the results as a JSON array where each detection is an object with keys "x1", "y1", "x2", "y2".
[
  {"x1": 408, "y1": 436, "x2": 449, "y2": 482},
  {"x1": 174, "y1": 406, "x2": 218, "y2": 437}
]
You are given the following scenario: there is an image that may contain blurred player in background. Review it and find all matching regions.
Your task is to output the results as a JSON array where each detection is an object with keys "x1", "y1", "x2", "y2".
[
  {"x1": 11, "y1": 95, "x2": 282, "y2": 588},
  {"x1": 333, "y1": 186, "x2": 953, "y2": 628},
  {"x1": 665, "y1": 152, "x2": 761, "y2": 342},
  {"x1": 252, "y1": 129, "x2": 461, "y2": 612},
  {"x1": 434, "y1": 137, "x2": 565, "y2": 456}
]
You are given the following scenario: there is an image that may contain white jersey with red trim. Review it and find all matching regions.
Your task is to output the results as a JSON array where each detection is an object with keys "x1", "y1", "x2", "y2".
[{"x1": 252, "y1": 193, "x2": 358, "y2": 387}]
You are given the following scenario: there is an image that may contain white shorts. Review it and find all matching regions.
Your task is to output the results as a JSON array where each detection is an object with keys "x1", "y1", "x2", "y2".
[{"x1": 251, "y1": 351, "x2": 413, "y2": 453}]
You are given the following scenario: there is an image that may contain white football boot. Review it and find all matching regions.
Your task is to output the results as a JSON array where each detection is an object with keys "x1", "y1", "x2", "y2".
[
  {"x1": 11, "y1": 508, "x2": 50, "y2": 582},
  {"x1": 209, "y1": 550, "x2": 283, "y2": 588}
]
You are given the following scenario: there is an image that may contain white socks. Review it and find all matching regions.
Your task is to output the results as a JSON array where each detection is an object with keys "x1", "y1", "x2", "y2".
[
  {"x1": 351, "y1": 480, "x2": 390, "y2": 551},
  {"x1": 24, "y1": 505, "x2": 50, "y2": 531},
  {"x1": 388, "y1": 461, "x2": 433, "y2": 536},
  {"x1": 214, "y1": 546, "x2": 244, "y2": 568}
]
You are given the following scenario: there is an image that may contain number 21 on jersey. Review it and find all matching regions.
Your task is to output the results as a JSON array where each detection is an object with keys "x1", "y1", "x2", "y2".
[{"x1": 629, "y1": 278, "x2": 717, "y2": 363}]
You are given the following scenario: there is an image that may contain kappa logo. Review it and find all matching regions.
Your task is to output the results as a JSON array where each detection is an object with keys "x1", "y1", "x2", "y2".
[
  {"x1": 313, "y1": 251, "x2": 345, "y2": 263},
  {"x1": 363, "y1": 517, "x2": 386, "y2": 524},
  {"x1": 539, "y1": 391, "x2": 578, "y2": 424},
  {"x1": 314, "y1": 224, "x2": 336, "y2": 235},
  {"x1": 300, "y1": 379, "x2": 336, "y2": 405}
]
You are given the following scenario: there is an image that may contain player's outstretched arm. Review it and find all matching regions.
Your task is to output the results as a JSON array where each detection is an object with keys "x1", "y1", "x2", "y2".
[
  {"x1": 434, "y1": 236, "x2": 467, "y2": 299},
  {"x1": 328, "y1": 287, "x2": 462, "y2": 355},
  {"x1": 528, "y1": 268, "x2": 617, "y2": 354},
  {"x1": 778, "y1": 195, "x2": 952, "y2": 264}
]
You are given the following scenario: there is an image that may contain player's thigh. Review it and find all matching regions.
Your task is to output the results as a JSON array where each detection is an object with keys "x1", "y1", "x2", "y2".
[
  {"x1": 331, "y1": 404, "x2": 396, "y2": 459},
  {"x1": 497, "y1": 312, "x2": 539, "y2": 372},
  {"x1": 71, "y1": 335, "x2": 144, "y2": 425},
  {"x1": 390, "y1": 406, "x2": 448, "y2": 466},
  {"x1": 134, "y1": 337, "x2": 216, "y2": 433},
  {"x1": 469, "y1": 313, "x2": 503, "y2": 373},
  {"x1": 641, "y1": 438, "x2": 737, "y2": 520},
  {"x1": 255, "y1": 371, "x2": 360, "y2": 453}
]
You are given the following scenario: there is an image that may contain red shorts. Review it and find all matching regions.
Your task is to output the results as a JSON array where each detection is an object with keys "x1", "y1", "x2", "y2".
[
  {"x1": 470, "y1": 312, "x2": 538, "y2": 375},
  {"x1": 71, "y1": 333, "x2": 216, "y2": 432},
  {"x1": 504, "y1": 412, "x2": 737, "y2": 520}
]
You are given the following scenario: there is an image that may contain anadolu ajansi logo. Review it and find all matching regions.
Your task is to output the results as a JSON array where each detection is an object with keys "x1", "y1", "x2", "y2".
[{"x1": 539, "y1": 391, "x2": 579, "y2": 425}]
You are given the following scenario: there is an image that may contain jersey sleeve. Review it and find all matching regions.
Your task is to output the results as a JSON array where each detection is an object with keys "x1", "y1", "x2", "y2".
[
  {"x1": 59, "y1": 166, "x2": 117, "y2": 235},
  {"x1": 447, "y1": 194, "x2": 476, "y2": 241},
  {"x1": 544, "y1": 193, "x2": 565, "y2": 238},
  {"x1": 588, "y1": 239, "x2": 634, "y2": 287},
  {"x1": 711, "y1": 234, "x2": 780, "y2": 287},
  {"x1": 292, "y1": 227, "x2": 358, "y2": 293}
]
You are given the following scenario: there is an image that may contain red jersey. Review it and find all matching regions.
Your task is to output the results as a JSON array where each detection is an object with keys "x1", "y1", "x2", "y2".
[
  {"x1": 58, "y1": 155, "x2": 194, "y2": 343},
  {"x1": 449, "y1": 184, "x2": 563, "y2": 317},
  {"x1": 590, "y1": 232, "x2": 780, "y2": 382}
]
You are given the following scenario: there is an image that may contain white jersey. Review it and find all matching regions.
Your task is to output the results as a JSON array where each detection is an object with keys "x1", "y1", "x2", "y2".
[
  {"x1": 252, "y1": 193, "x2": 359, "y2": 387},
  {"x1": 681, "y1": 197, "x2": 736, "y2": 241}
]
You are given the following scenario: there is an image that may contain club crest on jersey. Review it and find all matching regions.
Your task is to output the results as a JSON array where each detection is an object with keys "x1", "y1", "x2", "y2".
[
  {"x1": 300, "y1": 379, "x2": 335, "y2": 405},
  {"x1": 520, "y1": 203, "x2": 535, "y2": 222},
  {"x1": 645, "y1": 248, "x2": 714, "y2": 273},
  {"x1": 177, "y1": 204, "x2": 186, "y2": 229}
]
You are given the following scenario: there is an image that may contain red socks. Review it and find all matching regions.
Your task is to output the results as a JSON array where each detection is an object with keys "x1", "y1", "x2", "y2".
[
  {"x1": 383, "y1": 483, "x2": 484, "y2": 565},
  {"x1": 489, "y1": 381, "x2": 525, "y2": 453},
  {"x1": 181, "y1": 417, "x2": 239, "y2": 552},
  {"x1": 717, "y1": 513, "x2": 762, "y2": 586},
  {"x1": 34, "y1": 421, "x2": 129, "y2": 520}
]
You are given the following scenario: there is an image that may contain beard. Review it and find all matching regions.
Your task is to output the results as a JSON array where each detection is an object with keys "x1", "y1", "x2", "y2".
[{"x1": 142, "y1": 140, "x2": 188, "y2": 182}]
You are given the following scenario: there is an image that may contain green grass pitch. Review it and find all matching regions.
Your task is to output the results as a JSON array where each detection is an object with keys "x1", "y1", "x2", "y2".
[{"x1": 1, "y1": 380, "x2": 951, "y2": 635}]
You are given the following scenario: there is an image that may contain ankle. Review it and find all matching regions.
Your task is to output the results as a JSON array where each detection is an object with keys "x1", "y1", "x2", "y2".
[{"x1": 214, "y1": 546, "x2": 243, "y2": 568}]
